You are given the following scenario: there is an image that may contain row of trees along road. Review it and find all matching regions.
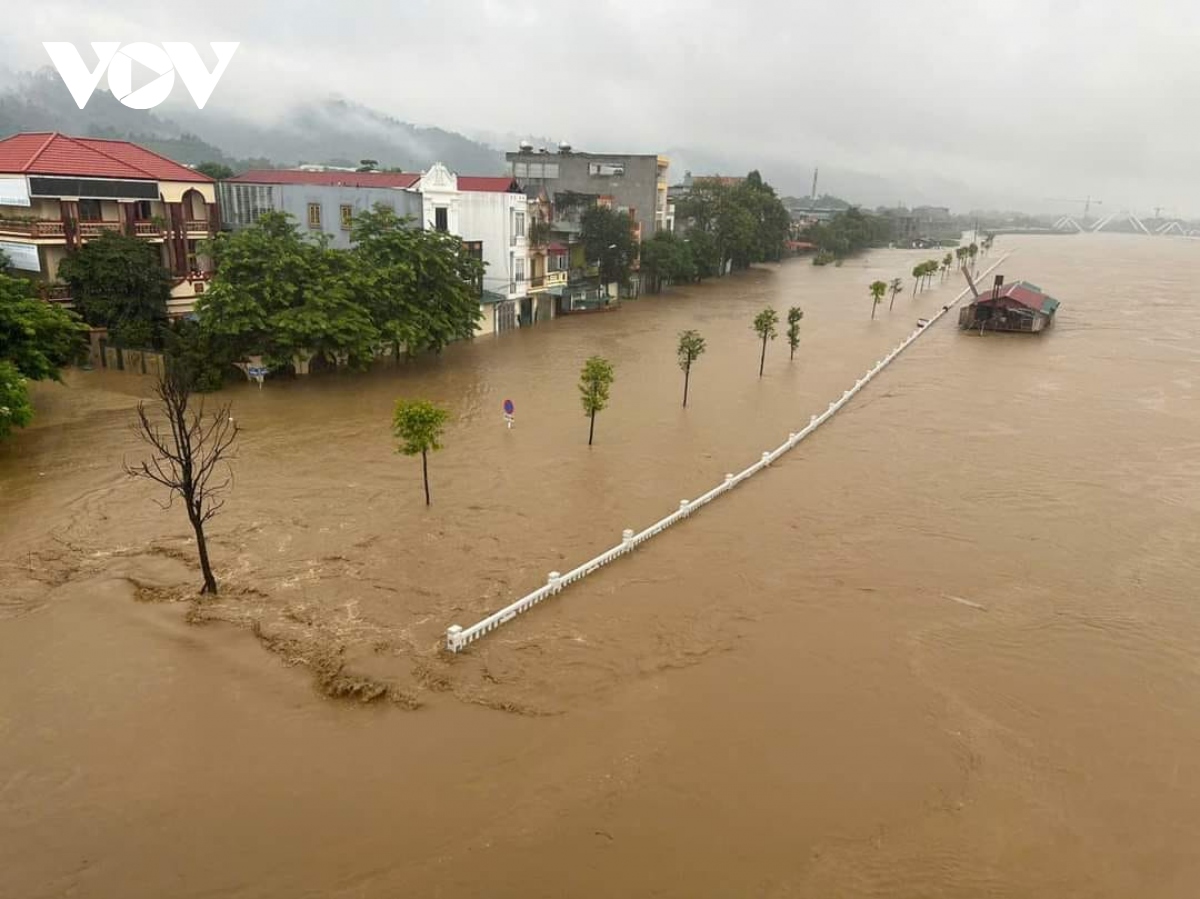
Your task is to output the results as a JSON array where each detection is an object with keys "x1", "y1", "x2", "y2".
[
  {"x1": 196, "y1": 208, "x2": 485, "y2": 379},
  {"x1": 0, "y1": 251, "x2": 87, "y2": 439},
  {"x1": 396, "y1": 303, "x2": 805, "y2": 504}
]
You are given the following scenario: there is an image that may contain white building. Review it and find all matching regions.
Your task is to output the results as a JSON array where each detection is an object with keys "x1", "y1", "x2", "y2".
[{"x1": 417, "y1": 163, "x2": 542, "y2": 335}]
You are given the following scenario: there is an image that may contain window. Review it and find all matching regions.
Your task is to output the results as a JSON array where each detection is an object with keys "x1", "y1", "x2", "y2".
[
  {"x1": 514, "y1": 211, "x2": 525, "y2": 238},
  {"x1": 435, "y1": 207, "x2": 448, "y2": 232},
  {"x1": 307, "y1": 202, "x2": 322, "y2": 229},
  {"x1": 340, "y1": 204, "x2": 354, "y2": 230},
  {"x1": 78, "y1": 198, "x2": 102, "y2": 221},
  {"x1": 544, "y1": 163, "x2": 559, "y2": 179},
  {"x1": 527, "y1": 163, "x2": 543, "y2": 178},
  {"x1": 463, "y1": 240, "x2": 484, "y2": 296},
  {"x1": 513, "y1": 162, "x2": 528, "y2": 177},
  {"x1": 186, "y1": 239, "x2": 199, "y2": 273},
  {"x1": 588, "y1": 162, "x2": 625, "y2": 177},
  {"x1": 514, "y1": 257, "x2": 526, "y2": 282},
  {"x1": 550, "y1": 252, "x2": 568, "y2": 272},
  {"x1": 133, "y1": 200, "x2": 153, "y2": 220}
]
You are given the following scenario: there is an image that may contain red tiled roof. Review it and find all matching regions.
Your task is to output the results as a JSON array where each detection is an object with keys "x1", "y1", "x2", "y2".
[
  {"x1": 457, "y1": 176, "x2": 521, "y2": 193},
  {"x1": 0, "y1": 132, "x2": 210, "y2": 181},
  {"x1": 546, "y1": 242, "x2": 568, "y2": 252},
  {"x1": 230, "y1": 169, "x2": 420, "y2": 189},
  {"x1": 977, "y1": 281, "x2": 1060, "y2": 313}
]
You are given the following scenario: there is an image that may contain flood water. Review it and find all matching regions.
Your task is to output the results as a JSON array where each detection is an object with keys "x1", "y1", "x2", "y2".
[{"x1": 3, "y1": 234, "x2": 1200, "y2": 897}]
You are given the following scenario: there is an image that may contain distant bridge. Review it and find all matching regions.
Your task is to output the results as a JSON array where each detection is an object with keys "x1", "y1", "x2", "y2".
[{"x1": 1052, "y1": 212, "x2": 1197, "y2": 236}]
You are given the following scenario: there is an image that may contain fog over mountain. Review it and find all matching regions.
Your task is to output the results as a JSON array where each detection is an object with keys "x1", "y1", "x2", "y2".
[{"x1": 5, "y1": 0, "x2": 1197, "y2": 216}]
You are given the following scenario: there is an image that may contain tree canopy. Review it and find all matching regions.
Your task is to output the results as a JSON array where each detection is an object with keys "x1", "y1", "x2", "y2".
[
  {"x1": 195, "y1": 161, "x2": 235, "y2": 180},
  {"x1": 805, "y1": 207, "x2": 891, "y2": 261},
  {"x1": 676, "y1": 172, "x2": 791, "y2": 274},
  {"x1": 580, "y1": 205, "x2": 636, "y2": 287},
  {"x1": 197, "y1": 209, "x2": 483, "y2": 374},
  {"x1": 640, "y1": 231, "x2": 696, "y2": 293},
  {"x1": 57, "y1": 231, "x2": 171, "y2": 348}
]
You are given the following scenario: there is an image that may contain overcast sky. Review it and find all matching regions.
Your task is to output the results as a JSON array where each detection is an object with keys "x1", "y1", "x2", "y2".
[{"x1": 9, "y1": 1, "x2": 1200, "y2": 215}]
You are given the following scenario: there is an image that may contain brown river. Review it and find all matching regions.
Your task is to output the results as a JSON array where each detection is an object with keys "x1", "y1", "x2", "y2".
[{"x1": 2, "y1": 234, "x2": 1199, "y2": 897}]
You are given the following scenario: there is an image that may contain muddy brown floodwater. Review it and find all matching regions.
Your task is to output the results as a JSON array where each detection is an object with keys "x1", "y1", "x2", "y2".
[{"x1": 3, "y1": 234, "x2": 1200, "y2": 897}]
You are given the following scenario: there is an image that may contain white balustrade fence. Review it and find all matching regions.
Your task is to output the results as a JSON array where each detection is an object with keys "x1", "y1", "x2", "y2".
[{"x1": 445, "y1": 253, "x2": 1012, "y2": 653}]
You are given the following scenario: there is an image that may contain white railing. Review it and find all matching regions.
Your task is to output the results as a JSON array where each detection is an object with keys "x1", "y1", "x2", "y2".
[{"x1": 446, "y1": 253, "x2": 1012, "y2": 652}]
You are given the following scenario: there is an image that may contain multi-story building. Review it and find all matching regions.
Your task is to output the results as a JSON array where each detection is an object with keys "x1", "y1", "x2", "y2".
[
  {"x1": 505, "y1": 144, "x2": 671, "y2": 239},
  {"x1": 219, "y1": 169, "x2": 424, "y2": 250},
  {"x1": 224, "y1": 162, "x2": 536, "y2": 336},
  {"x1": 0, "y1": 132, "x2": 219, "y2": 316}
]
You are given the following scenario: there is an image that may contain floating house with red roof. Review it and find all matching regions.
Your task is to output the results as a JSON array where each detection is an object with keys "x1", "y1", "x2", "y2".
[{"x1": 959, "y1": 273, "x2": 1061, "y2": 333}]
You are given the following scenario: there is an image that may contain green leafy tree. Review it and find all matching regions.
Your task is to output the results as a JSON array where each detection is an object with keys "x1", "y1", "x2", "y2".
[
  {"x1": 968, "y1": 242, "x2": 979, "y2": 269},
  {"x1": 392, "y1": 399, "x2": 449, "y2": 506},
  {"x1": 786, "y1": 306, "x2": 804, "y2": 360},
  {"x1": 0, "y1": 361, "x2": 33, "y2": 439},
  {"x1": 0, "y1": 248, "x2": 11, "y2": 274},
  {"x1": 57, "y1": 231, "x2": 171, "y2": 347},
  {"x1": 199, "y1": 212, "x2": 378, "y2": 370},
  {"x1": 580, "y1": 205, "x2": 636, "y2": 289},
  {"x1": 126, "y1": 361, "x2": 239, "y2": 594},
  {"x1": 752, "y1": 307, "x2": 779, "y2": 377},
  {"x1": 942, "y1": 252, "x2": 954, "y2": 280},
  {"x1": 676, "y1": 329, "x2": 706, "y2": 407},
  {"x1": 578, "y1": 355, "x2": 615, "y2": 446},
  {"x1": 357, "y1": 159, "x2": 380, "y2": 172},
  {"x1": 888, "y1": 277, "x2": 903, "y2": 310},
  {"x1": 195, "y1": 161, "x2": 235, "y2": 180},
  {"x1": 912, "y1": 263, "x2": 925, "y2": 296},
  {"x1": 805, "y1": 207, "x2": 891, "y2": 260},
  {"x1": 350, "y1": 204, "x2": 483, "y2": 359},
  {"x1": 869, "y1": 280, "x2": 887, "y2": 320},
  {"x1": 0, "y1": 273, "x2": 86, "y2": 382},
  {"x1": 684, "y1": 228, "x2": 720, "y2": 280}
]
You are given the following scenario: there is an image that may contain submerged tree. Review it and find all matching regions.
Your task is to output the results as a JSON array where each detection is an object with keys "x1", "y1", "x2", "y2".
[
  {"x1": 578, "y1": 355, "x2": 615, "y2": 445},
  {"x1": 752, "y1": 307, "x2": 779, "y2": 377},
  {"x1": 676, "y1": 329, "x2": 706, "y2": 407},
  {"x1": 125, "y1": 362, "x2": 239, "y2": 594},
  {"x1": 942, "y1": 252, "x2": 954, "y2": 280},
  {"x1": 786, "y1": 306, "x2": 804, "y2": 360},
  {"x1": 888, "y1": 277, "x2": 903, "y2": 310},
  {"x1": 869, "y1": 280, "x2": 887, "y2": 320},
  {"x1": 392, "y1": 399, "x2": 449, "y2": 506}
]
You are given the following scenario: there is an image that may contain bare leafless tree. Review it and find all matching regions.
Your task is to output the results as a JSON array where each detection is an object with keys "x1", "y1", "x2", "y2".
[{"x1": 125, "y1": 363, "x2": 239, "y2": 594}]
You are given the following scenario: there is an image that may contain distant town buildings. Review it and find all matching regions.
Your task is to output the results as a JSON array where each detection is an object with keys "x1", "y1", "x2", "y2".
[{"x1": 0, "y1": 131, "x2": 218, "y2": 316}]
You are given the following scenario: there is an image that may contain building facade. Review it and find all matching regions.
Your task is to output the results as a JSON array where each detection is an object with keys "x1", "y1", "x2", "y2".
[
  {"x1": 219, "y1": 169, "x2": 424, "y2": 249},
  {"x1": 0, "y1": 132, "x2": 218, "y2": 316},
  {"x1": 505, "y1": 145, "x2": 671, "y2": 240}
]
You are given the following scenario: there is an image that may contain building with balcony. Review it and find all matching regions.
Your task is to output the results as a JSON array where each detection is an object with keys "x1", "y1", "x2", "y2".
[
  {"x1": 219, "y1": 169, "x2": 425, "y2": 250},
  {"x1": 0, "y1": 132, "x2": 218, "y2": 316}
]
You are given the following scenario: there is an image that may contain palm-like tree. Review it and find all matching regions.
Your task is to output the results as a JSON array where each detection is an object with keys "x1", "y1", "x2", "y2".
[
  {"x1": 869, "y1": 280, "x2": 887, "y2": 320},
  {"x1": 942, "y1": 252, "x2": 953, "y2": 280},
  {"x1": 888, "y1": 277, "x2": 903, "y2": 310},
  {"x1": 912, "y1": 264, "x2": 924, "y2": 296}
]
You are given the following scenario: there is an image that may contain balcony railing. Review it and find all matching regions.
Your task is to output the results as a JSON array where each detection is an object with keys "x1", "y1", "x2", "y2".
[
  {"x1": 78, "y1": 221, "x2": 123, "y2": 237},
  {"x1": 0, "y1": 219, "x2": 66, "y2": 238},
  {"x1": 546, "y1": 270, "x2": 568, "y2": 287},
  {"x1": 185, "y1": 220, "x2": 211, "y2": 233},
  {"x1": 36, "y1": 283, "x2": 72, "y2": 304},
  {"x1": 134, "y1": 221, "x2": 164, "y2": 237}
]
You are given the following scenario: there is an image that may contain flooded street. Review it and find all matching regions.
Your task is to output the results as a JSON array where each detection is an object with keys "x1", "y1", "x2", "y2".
[{"x1": 3, "y1": 234, "x2": 1200, "y2": 897}]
